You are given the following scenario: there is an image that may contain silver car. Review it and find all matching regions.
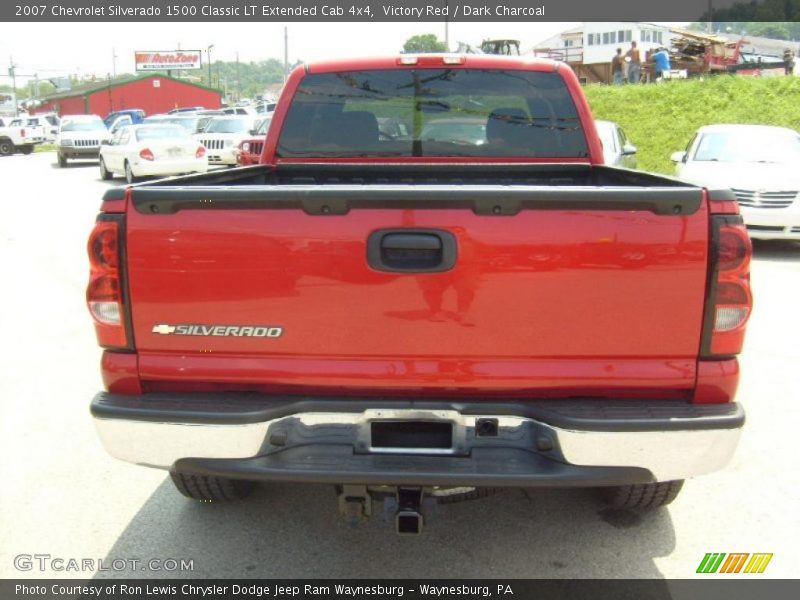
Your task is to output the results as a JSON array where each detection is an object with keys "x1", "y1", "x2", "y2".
[{"x1": 595, "y1": 120, "x2": 637, "y2": 169}]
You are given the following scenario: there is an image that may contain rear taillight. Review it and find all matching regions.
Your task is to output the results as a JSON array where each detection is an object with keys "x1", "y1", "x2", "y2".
[
  {"x1": 196, "y1": 146, "x2": 206, "y2": 158},
  {"x1": 87, "y1": 218, "x2": 130, "y2": 349},
  {"x1": 21, "y1": 128, "x2": 25, "y2": 137},
  {"x1": 139, "y1": 148, "x2": 154, "y2": 161},
  {"x1": 701, "y1": 215, "x2": 752, "y2": 358}
]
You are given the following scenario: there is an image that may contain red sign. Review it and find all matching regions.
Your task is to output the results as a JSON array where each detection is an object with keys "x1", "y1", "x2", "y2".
[{"x1": 135, "y1": 51, "x2": 202, "y2": 71}]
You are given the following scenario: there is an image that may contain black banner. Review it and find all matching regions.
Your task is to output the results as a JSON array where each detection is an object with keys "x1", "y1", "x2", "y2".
[
  {"x1": 3, "y1": 580, "x2": 800, "y2": 600},
  {"x1": 3, "y1": 0, "x2": 798, "y2": 22}
]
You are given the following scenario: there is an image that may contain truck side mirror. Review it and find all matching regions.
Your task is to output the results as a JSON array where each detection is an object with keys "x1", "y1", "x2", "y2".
[{"x1": 622, "y1": 143, "x2": 637, "y2": 156}]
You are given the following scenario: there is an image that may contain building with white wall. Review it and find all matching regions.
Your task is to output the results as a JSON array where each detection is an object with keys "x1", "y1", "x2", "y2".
[{"x1": 533, "y1": 22, "x2": 673, "y2": 65}]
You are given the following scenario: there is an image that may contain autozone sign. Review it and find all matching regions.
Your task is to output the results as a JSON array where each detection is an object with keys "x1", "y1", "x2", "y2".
[{"x1": 135, "y1": 51, "x2": 202, "y2": 71}]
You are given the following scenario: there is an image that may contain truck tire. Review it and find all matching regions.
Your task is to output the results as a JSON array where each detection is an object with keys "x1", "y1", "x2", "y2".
[
  {"x1": 19, "y1": 144, "x2": 34, "y2": 155},
  {"x1": 598, "y1": 480, "x2": 684, "y2": 510},
  {"x1": 58, "y1": 153, "x2": 67, "y2": 167},
  {"x1": 169, "y1": 471, "x2": 256, "y2": 502},
  {"x1": 0, "y1": 138, "x2": 13, "y2": 156}
]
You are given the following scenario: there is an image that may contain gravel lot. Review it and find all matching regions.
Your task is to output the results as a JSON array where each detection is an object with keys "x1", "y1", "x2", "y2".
[{"x1": 1, "y1": 152, "x2": 798, "y2": 579}]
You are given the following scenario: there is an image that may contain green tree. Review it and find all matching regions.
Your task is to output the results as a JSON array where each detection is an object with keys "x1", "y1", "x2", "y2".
[
  {"x1": 689, "y1": 21, "x2": 800, "y2": 40},
  {"x1": 402, "y1": 34, "x2": 447, "y2": 54}
]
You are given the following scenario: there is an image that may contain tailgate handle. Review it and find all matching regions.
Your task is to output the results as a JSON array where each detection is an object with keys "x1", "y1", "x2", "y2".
[{"x1": 367, "y1": 229, "x2": 457, "y2": 273}]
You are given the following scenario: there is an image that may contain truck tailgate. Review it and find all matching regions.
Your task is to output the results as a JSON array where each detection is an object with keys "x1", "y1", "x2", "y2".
[{"x1": 125, "y1": 183, "x2": 708, "y2": 397}]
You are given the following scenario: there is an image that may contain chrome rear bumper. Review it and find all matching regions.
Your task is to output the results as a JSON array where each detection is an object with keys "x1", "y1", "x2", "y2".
[{"x1": 91, "y1": 393, "x2": 743, "y2": 485}]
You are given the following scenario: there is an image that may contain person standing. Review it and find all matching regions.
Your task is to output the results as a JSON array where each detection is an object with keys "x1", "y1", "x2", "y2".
[
  {"x1": 626, "y1": 41, "x2": 641, "y2": 83},
  {"x1": 611, "y1": 48, "x2": 625, "y2": 85},
  {"x1": 652, "y1": 47, "x2": 671, "y2": 81},
  {"x1": 784, "y1": 48, "x2": 796, "y2": 76}
]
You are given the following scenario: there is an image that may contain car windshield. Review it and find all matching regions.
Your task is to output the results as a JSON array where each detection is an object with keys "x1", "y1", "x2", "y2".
[
  {"x1": 135, "y1": 126, "x2": 189, "y2": 141},
  {"x1": 693, "y1": 129, "x2": 800, "y2": 163},
  {"x1": 276, "y1": 69, "x2": 588, "y2": 158},
  {"x1": 61, "y1": 120, "x2": 105, "y2": 132},
  {"x1": 205, "y1": 118, "x2": 250, "y2": 134}
]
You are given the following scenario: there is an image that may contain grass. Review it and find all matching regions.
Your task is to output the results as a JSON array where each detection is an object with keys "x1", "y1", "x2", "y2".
[
  {"x1": 35, "y1": 143, "x2": 55, "y2": 153},
  {"x1": 584, "y1": 75, "x2": 800, "y2": 174}
]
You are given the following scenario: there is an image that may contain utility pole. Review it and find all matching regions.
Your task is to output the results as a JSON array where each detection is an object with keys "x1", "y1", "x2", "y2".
[
  {"x1": 235, "y1": 52, "x2": 240, "y2": 101},
  {"x1": 444, "y1": 1, "x2": 449, "y2": 51},
  {"x1": 9, "y1": 56, "x2": 19, "y2": 116},
  {"x1": 207, "y1": 44, "x2": 214, "y2": 87},
  {"x1": 283, "y1": 27, "x2": 288, "y2": 83},
  {"x1": 707, "y1": 0, "x2": 713, "y2": 34},
  {"x1": 112, "y1": 47, "x2": 117, "y2": 78}
]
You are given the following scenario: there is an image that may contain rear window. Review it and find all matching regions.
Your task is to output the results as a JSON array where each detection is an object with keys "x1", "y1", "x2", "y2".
[
  {"x1": 135, "y1": 126, "x2": 188, "y2": 141},
  {"x1": 276, "y1": 69, "x2": 588, "y2": 158}
]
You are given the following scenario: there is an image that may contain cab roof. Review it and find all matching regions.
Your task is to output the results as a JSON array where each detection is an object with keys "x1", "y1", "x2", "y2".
[{"x1": 306, "y1": 54, "x2": 560, "y2": 74}]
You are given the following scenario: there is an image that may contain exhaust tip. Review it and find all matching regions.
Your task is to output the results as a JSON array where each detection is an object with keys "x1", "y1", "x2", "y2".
[{"x1": 396, "y1": 510, "x2": 423, "y2": 535}]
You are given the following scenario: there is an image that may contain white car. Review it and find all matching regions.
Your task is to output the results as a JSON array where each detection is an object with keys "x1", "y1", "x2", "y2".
[
  {"x1": 672, "y1": 124, "x2": 800, "y2": 240},
  {"x1": 99, "y1": 124, "x2": 208, "y2": 184},
  {"x1": 194, "y1": 116, "x2": 260, "y2": 166},
  {"x1": 595, "y1": 120, "x2": 637, "y2": 169},
  {"x1": 56, "y1": 115, "x2": 111, "y2": 167}
]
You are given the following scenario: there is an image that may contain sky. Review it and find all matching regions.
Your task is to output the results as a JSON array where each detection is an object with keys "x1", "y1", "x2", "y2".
[{"x1": 0, "y1": 21, "x2": 580, "y2": 86}]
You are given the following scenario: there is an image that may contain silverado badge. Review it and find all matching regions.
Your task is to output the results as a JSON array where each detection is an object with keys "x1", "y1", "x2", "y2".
[{"x1": 151, "y1": 324, "x2": 283, "y2": 337}]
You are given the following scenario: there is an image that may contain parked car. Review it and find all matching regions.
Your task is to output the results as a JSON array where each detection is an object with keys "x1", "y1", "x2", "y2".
[
  {"x1": 38, "y1": 113, "x2": 61, "y2": 140},
  {"x1": 89, "y1": 55, "x2": 750, "y2": 535},
  {"x1": 235, "y1": 116, "x2": 272, "y2": 165},
  {"x1": 99, "y1": 123, "x2": 207, "y2": 184},
  {"x1": 168, "y1": 106, "x2": 206, "y2": 114},
  {"x1": 0, "y1": 118, "x2": 46, "y2": 155},
  {"x1": 255, "y1": 102, "x2": 277, "y2": 114},
  {"x1": 672, "y1": 124, "x2": 800, "y2": 240},
  {"x1": 194, "y1": 115, "x2": 260, "y2": 165},
  {"x1": 221, "y1": 106, "x2": 256, "y2": 116},
  {"x1": 595, "y1": 120, "x2": 637, "y2": 168},
  {"x1": 56, "y1": 115, "x2": 112, "y2": 166},
  {"x1": 104, "y1": 109, "x2": 145, "y2": 128}
]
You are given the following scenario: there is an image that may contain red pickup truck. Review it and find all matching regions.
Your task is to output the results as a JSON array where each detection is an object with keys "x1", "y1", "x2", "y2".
[{"x1": 88, "y1": 55, "x2": 750, "y2": 534}]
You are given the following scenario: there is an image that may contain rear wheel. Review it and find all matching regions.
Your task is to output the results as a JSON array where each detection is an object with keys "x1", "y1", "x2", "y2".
[
  {"x1": 19, "y1": 144, "x2": 34, "y2": 155},
  {"x1": 57, "y1": 153, "x2": 67, "y2": 167},
  {"x1": 99, "y1": 157, "x2": 112, "y2": 180},
  {"x1": 169, "y1": 472, "x2": 256, "y2": 502},
  {"x1": 0, "y1": 138, "x2": 13, "y2": 156},
  {"x1": 597, "y1": 480, "x2": 684, "y2": 510},
  {"x1": 124, "y1": 160, "x2": 137, "y2": 184}
]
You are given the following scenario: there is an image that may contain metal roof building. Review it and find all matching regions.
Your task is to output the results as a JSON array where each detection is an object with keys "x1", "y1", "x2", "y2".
[{"x1": 33, "y1": 74, "x2": 221, "y2": 118}]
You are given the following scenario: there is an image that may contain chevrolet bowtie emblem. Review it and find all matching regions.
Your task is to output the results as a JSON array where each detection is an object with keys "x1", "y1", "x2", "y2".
[{"x1": 152, "y1": 324, "x2": 177, "y2": 335}]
